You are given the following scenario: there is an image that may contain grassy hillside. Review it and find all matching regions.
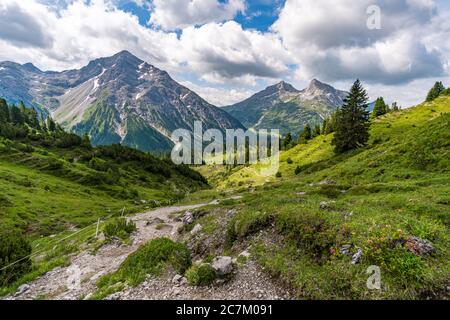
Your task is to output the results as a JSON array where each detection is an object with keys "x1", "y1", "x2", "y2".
[{"x1": 197, "y1": 96, "x2": 449, "y2": 299}]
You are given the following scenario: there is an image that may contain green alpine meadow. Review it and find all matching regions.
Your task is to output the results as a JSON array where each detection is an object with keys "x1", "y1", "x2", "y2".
[{"x1": 0, "y1": 0, "x2": 449, "y2": 305}]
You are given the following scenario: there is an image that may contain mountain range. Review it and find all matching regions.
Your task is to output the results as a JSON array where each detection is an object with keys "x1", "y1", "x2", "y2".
[
  {"x1": 223, "y1": 79, "x2": 349, "y2": 135},
  {"x1": 0, "y1": 51, "x2": 243, "y2": 152},
  {"x1": 0, "y1": 51, "x2": 351, "y2": 151}
]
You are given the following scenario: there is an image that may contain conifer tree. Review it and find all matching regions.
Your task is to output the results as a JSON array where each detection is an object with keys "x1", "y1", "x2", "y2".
[
  {"x1": 0, "y1": 98, "x2": 9, "y2": 123},
  {"x1": 9, "y1": 105, "x2": 25, "y2": 125},
  {"x1": 372, "y1": 97, "x2": 388, "y2": 118},
  {"x1": 332, "y1": 79, "x2": 370, "y2": 153},
  {"x1": 313, "y1": 124, "x2": 321, "y2": 137},
  {"x1": 426, "y1": 81, "x2": 445, "y2": 102}
]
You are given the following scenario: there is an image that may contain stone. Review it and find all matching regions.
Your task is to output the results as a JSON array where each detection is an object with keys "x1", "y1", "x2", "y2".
[
  {"x1": 172, "y1": 274, "x2": 184, "y2": 284},
  {"x1": 318, "y1": 180, "x2": 336, "y2": 186},
  {"x1": 340, "y1": 245, "x2": 352, "y2": 255},
  {"x1": 406, "y1": 237, "x2": 435, "y2": 256},
  {"x1": 212, "y1": 256, "x2": 233, "y2": 276},
  {"x1": 15, "y1": 284, "x2": 30, "y2": 296},
  {"x1": 182, "y1": 211, "x2": 194, "y2": 225},
  {"x1": 190, "y1": 224, "x2": 203, "y2": 235},
  {"x1": 320, "y1": 201, "x2": 330, "y2": 210},
  {"x1": 351, "y1": 248, "x2": 363, "y2": 264},
  {"x1": 239, "y1": 250, "x2": 251, "y2": 258}
]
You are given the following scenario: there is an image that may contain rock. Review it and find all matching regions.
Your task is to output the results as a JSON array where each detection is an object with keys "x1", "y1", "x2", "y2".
[
  {"x1": 140, "y1": 200, "x2": 147, "y2": 204},
  {"x1": 406, "y1": 237, "x2": 435, "y2": 256},
  {"x1": 320, "y1": 201, "x2": 330, "y2": 210},
  {"x1": 351, "y1": 248, "x2": 363, "y2": 264},
  {"x1": 190, "y1": 224, "x2": 203, "y2": 235},
  {"x1": 83, "y1": 293, "x2": 93, "y2": 300},
  {"x1": 318, "y1": 179, "x2": 336, "y2": 186},
  {"x1": 212, "y1": 256, "x2": 233, "y2": 276},
  {"x1": 15, "y1": 284, "x2": 30, "y2": 296},
  {"x1": 172, "y1": 274, "x2": 183, "y2": 284},
  {"x1": 340, "y1": 245, "x2": 352, "y2": 255},
  {"x1": 239, "y1": 250, "x2": 251, "y2": 258},
  {"x1": 172, "y1": 288, "x2": 181, "y2": 296},
  {"x1": 296, "y1": 192, "x2": 306, "y2": 196},
  {"x1": 105, "y1": 292, "x2": 121, "y2": 300},
  {"x1": 182, "y1": 211, "x2": 194, "y2": 225}
]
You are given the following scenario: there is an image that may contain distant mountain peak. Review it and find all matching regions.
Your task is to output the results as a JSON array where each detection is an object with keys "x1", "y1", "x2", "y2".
[{"x1": 307, "y1": 78, "x2": 335, "y2": 92}]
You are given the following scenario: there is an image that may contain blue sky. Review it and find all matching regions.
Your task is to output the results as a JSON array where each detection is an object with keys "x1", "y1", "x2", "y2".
[{"x1": 1, "y1": 0, "x2": 449, "y2": 106}]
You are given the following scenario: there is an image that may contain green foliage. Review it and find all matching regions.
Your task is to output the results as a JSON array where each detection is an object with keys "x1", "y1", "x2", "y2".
[
  {"x1": 96, "y1": 238, "x2": 191, "y2": 295},
  {"x1": 426, "y1": 81, "x2": 445, "y2": 102},
  {"x1": 298, "y1": 124, "x2": 312, "y2": 144},
  {"x1": 0, "y1": 232, "x2": 32, "y2": 286},
  {"x1": 372, "y1": 97, "x2": 388, "y2": 118},
  {"x1": 185, "y1": 263, "x2": 216, "y2": 286},
  {"x1": 332, "y1": 79, "x2": 370, "y2": 153},
  {"x1": 283, "y1": 132, "x2": 293, "y2": 149},
  {"x1": 103, "y1": 218, "x2": 137, "y2": 241}
]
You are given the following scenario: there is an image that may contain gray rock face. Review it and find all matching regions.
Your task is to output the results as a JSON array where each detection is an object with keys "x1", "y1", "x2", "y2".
[
  {"x1": 406, "y1": 237, "x2": 435, "y2": 256},
  {"x1": 0, "y1": 51, "x2": 244, "y2": 152},
  {"x1": 212, "y1": 256, "x2": 233, "y2": 276},
  {"x1": 15, "y1": 284, "x2": 30, "y2": 296}
]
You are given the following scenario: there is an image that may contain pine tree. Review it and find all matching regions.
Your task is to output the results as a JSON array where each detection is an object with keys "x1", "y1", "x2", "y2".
[
  {"x1": 372, "y1": 97, "x2": 388, "y2": 118},
  {"x1": 391, "y1": 102, "x2": 399, "y2": 112},
  {"x1": 9, "y1": 105, "x2": 25, "y2": 125},
  {"x1": 0, "y1": 98, "x2": 10, "y2": 123},
  {"x1": 283, "y1": 132, "x2": 293, "y2": 149},
  {"x1": 313, "y1": 124, "x2": 321, "y2": 137},
  {"x1": 426, "y1": 81, "x2": 445, "y2": 102},
  {"x1": 332, "y1": 79, "x2": 370, "y2": 153},
  {"x1": 47, "y1": 116, "x2": 56, "y2": 132},
  {"x1": 303, "y1": 124, "x2": 312, "y2": 140},
  {"x1": 321, "y1": 119, "x2": 328, "y2": 134}
]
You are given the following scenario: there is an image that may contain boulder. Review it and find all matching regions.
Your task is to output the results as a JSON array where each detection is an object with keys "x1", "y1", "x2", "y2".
[
  {"x1": 340, "y1": 245, "x2": 352, "y2": 255},
  {"x1": 212, "y1": 256, "x2": 233, "y2": 276},
  {"x1": 406, "y1": 237, "x2": 435, "y2": 256},
  {"x1": 190, "y1": 224, "x2": 203, "y2": 235},
  {"x1": 182, "y1": 211, "x2": 194, "y2": 225}
]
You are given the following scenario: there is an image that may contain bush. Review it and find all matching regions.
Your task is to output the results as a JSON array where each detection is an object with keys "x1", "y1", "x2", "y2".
[
  {"x1": 295, "y1": 166, "x2": 301, "y2": 175},
  {"x1": 103, "y1": 218, "x2": 136, "y2": 240},
  {"x1": 276, "y1": 172, "x2": 282, "y2": 178},
  {"x1": 186, "y1": 263, "x2": 216, "y2": 286},
  {"x1": 97, "y1": 238, "x2": 191, "y2": 289},
  {"x1": 0, "y1": 232, "x2": 32, "y2": 286},
  {"x1": 286, "y1": 157, "x2": 293, "y2": 164}
]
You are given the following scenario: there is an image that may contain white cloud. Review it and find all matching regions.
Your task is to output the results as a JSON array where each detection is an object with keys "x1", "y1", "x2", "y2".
[
  {"x1": 273, "y1": 0, "x2": 447, "y2": 85},
  {"x1": 149, "y1": 0, "x2": 245, "y2": 30},
  {"x1": 180, "y1": 80, "x2": 253, "y2": 106},
  {"x1": 177, "y1": 21, "x2": 293, "y2": 84}
]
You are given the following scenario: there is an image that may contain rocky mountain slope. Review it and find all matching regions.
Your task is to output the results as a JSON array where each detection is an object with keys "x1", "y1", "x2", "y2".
[
  {"x1": 0, "y1": 51, "x2": 244, "y2": 152},
  {"x1": 223, "y1": 79, "x2": 348, "y2": 135}
]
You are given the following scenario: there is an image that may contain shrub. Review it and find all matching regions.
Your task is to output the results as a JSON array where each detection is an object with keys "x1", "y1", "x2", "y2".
[
  {"x1": 276, "y1": 172, "x2": 282, "y2": 178},
  {"x1": 0, "y1": 232, "x2": 32, "y2": 286},
  {"x1": 97, "y1": 238, "x2": 191, "y2": 289},
  {"x1": 185, "y1": 263, "x2": 216, "y2": 286},
  {"x1": 103, "y1": 218, "x2": 136, "y2": 240},
  {"x1": 295, "y1": 166, "x2": 301, "y2": 175},
  {"x1": 286, "y1": 158, "x2": 293, "y2": 164}
]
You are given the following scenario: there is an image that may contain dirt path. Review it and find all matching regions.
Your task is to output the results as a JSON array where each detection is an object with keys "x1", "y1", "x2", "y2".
[
  {"x1": 7, "y1": 199, "x2": 293, "y2": 300},
  {"x1": 8, "y1": 202, "x2": 211, "y2": 300}
]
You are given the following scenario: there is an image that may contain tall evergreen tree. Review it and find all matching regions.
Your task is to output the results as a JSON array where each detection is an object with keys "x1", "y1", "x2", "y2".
[
  {"x1": 332, "y1": 79, "x2": 370, "y2": 153},
  {"x1": 9, "y1": 105, "x2": 25, "y2": 125},
  {"x1": 372, "y1": 97, "x2": 388, "y2": 118},
  {"x1": 47, "y1": 116, "x2": 56, "y2": 132},
  {"x1": 391, "y1": 102, "x2": 399, "y2": 112},
  {"x1": 0, "y1": 98, "x2": 10, "y2": 123},
  {"x1": 313, "y1": 124, "x2": 321, "y2": 137},
  {"x1": 426, "y1": 81, "x2": 445, "y2": 102},
  {"x1": 283, "y1": 132, "x2": 293, "y2": 149}
]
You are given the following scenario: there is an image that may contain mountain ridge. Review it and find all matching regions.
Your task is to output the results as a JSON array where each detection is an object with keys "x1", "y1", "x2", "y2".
[
  {"x1": 0, "y1": 51, "x2": 244, "y2": 152},
  {"x1": 223, "y1": 79, "x2": 349, "y2": 135}
]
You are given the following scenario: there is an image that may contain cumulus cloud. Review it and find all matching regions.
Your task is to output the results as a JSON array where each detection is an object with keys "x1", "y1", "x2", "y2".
[
  {"x1": 0, "y1": 0, "x2": 52, "y2": 48},
  {"x1": 149, "y1": 0, "x2": 245, "y2": 30},
  {"x1": 178, "y1": 21, "x2": 293, "y2": 83},
  {"x1": 180, "y1": 80, "x2": 253, "y2": 106},
  {"x1": 273, "y1": 0, "x2": 446, "y2": 84}
]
